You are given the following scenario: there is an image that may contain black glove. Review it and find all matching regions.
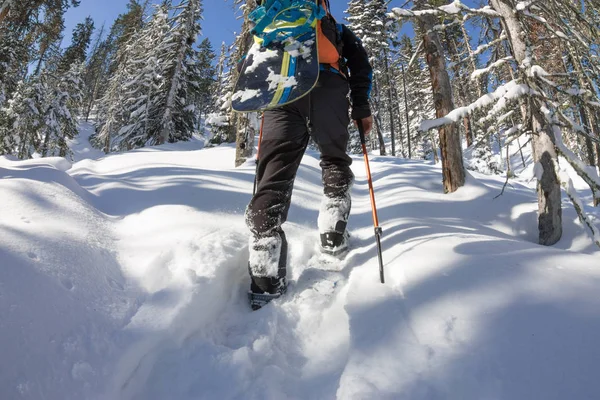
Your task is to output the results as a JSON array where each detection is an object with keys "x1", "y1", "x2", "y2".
[{"x1": 351, "y1": 103, "x2": 371, "y2": 120}]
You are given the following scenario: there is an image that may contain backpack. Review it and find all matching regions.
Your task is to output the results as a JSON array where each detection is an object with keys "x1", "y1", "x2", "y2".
[
  {"x1": 250, "y1": 0, "x2": 343, "y2": 67},
  {"x1": 250, "y1": 0, "x2": 326, "y2": 47}
]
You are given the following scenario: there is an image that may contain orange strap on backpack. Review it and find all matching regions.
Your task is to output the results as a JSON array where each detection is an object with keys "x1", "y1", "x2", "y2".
[{"x1": 317, "y1": 0, "x2": 341, "y2": 69}]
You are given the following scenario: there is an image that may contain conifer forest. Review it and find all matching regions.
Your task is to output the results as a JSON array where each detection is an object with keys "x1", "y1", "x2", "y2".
[
  {"x1": 2, "y1": 2, "x2": 600, "y2": 398},
  {"x1": 3, "y1": 0, "x2": 600, "y2": 247}
]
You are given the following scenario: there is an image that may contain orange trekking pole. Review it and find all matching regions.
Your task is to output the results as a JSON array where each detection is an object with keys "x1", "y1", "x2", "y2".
[
  {"x1": 357, "y1": 119, "x2": 385, "y2": 284},
  {"x1": 253, "y1": 113, "x2": 265, "y2": 196}
]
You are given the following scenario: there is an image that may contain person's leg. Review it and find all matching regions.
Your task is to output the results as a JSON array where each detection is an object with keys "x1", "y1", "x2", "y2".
[
  {"x1": 245, "y1": 102, "x2": 309, "y2": 295},
  {"x1": 310, "y1": 71, "x2": 354, "y2": 254}
]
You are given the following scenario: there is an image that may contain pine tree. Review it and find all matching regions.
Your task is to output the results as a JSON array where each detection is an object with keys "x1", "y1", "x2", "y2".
[
  {"x1": 33, "y1": 6, "x2": 65, "y2": 75},
  {"x1": 108, "y1": 0, "x2": 146, "y2": 63},
  {"x1": 93, "y1": 46, "x2": 129, "y2": 153},
  {"x1": 84, "y1": 1, "x2": 146, "y2": 124},
  {"x1": 207, "y1": 41, "x2": 233, "y2": 144},
  {"x1": 82, "y1": 24, "x2": 108, "y2": 120},
  {"x1": 190, "y1": 37, "x2": 216, "y2": 135},
  {"x1": 346, "y1": 0, "x2": 389, "y2": 155},
  {"x1": 0, "y1": 78, "x2": 44, "y2": 157},
  {"x1": 40, "y1": 63, "x2": 84, "y2": 157},
  {"x1": 115, "y1": 3, "x2": 170, "y2": 150},
  {"x1": 396, "y1": 34, "x2": 435, "y2": 160},
  {"x1": 153, "y1": 0, "x2": 203, "y2": 145},
  {"x1": 92, "y1": 0, "x2": 148, "y2": 152},
  {"x1": 0, "y1": 32, "x2": 28, "y2": 107},
  {"x1": 0, "y1": 0, "x2": 78, "y2": 107},
  {"x1": 0, "y1": 0, "x2": 79, "y2": 35},
  {"x1": 58, "y1": 16, "x2": 94, "y2": 73}
]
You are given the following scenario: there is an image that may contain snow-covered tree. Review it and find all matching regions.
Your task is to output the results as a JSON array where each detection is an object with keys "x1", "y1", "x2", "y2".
[
  {"x1": 207, "y1": 41, "x2": 234, "y2": 144},
  {"x1": 391, "y1": 0, "x2": 600, "y2": 247},
  {"x1": 40, "y1": 63, "x2": 84, "y2": 158},
  {"x1": 0, "y1": 32, "x2": 28, "y2": 107},
  {"x1": 115, "y1": 3, "x2": 170, "y2": 150},
  {"x1": 191, "y1": 38, "x2": 217, "y2": 126},
  {"x1": 92, "y1": 45, "x2": 129, "y2": 153},
  {"x1": 94, "y1": 0, "x2": 209, "y2": 151},
  {"x1": 345, "y1": 0, "x2": 389, "y2": 155},
  {"x1": 0, "y1": 62, "x2": 83, "y2": 159},
  {"x1": 392, "y1": 0, "x2": 466, "y2": 193},
  {"x1": 0, "y1": 78, "x2": 44, "y2": 157},
  {"x1": 153, "y1": 0, "x2": 203, "y2": 145},
  {"x1": 82, "y1": 24, "x2": 108, "y2": 120},
  {"x1": 395, "y1": 34, "x2": 435, "y2": 160}
]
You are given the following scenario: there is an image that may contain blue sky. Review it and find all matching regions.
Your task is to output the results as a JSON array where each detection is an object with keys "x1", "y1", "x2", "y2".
[{"x1": 63, "y1": 0, "x2": 408, "y2": 50}]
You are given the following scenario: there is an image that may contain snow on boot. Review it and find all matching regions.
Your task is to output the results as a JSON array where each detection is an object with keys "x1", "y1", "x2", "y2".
[
  {"x1": 247, "y1": 229, "x2": 288, "y2": 310},
  {"x1": 318, "y1": 191, "x2": 350, "y2": 257}
]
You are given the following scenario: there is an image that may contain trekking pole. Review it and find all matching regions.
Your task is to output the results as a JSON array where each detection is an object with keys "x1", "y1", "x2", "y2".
[
  {"x1": 253, "y1": 113, "x2": 265, "y2": 196},
  {"x1": 357, "y1": 119, "x2": 385, "y2": 284}
]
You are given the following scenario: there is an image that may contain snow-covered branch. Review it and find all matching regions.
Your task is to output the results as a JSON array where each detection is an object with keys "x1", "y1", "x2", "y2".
[
  {"x1": 390, "y1": 1, "x2": 500, "y2": 20},
  {"x1": 419, "y1": 80, "x2": 530, "y2": 132},
  {"x1": 471, "y1": 56, "x2": 513, "y2": 81}
]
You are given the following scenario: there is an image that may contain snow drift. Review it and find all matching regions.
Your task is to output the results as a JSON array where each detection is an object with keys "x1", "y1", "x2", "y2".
[{"x1": 1, "y1": 128, "x2": 600, "y2": 400}]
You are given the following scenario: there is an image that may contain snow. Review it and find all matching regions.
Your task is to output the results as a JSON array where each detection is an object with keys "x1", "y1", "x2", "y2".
[
  {"x1": 248, "y1": 233, "x2": 283, "y2": 277},
  {"x1": 266, "y1": 69, "x2": 298, "y2": 91},
  {"x1": 231, "y1": 88, "x2": 262, "y2": 103},
  {"x1": 471, "y1": 57, "x2": 513, "y2": 80},
  {"x1": 244, "y1": 43, "x2": 278, "y2": 74},
  {"x1": 283, "y1": 36, "x2": 314, "y2": 60},
  {"x1": 205, "y1": 113, "x2": 229, "y2": 127},
  {"x1": 438, "y1": 1, "x2": 462, "y2": 15},
  {"x1": 516, "y1": 0, "x2": 535, "y2": 11},
  {"x1": 1, "y1": 123, "x2": 600, "y2": 399},
  {"x1": 390, "y1": 1, "x2": 500, "y2": 19}
]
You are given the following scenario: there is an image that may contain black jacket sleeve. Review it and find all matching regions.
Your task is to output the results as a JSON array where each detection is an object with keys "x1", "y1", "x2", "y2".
[{"x1": 341, "y1": 25, "x2": 373, "y2": 120}]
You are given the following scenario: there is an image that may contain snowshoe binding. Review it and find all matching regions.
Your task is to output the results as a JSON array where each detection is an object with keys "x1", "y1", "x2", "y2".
[{"x1": 319, "y1": 230, "x2": 349, "y2": 258}]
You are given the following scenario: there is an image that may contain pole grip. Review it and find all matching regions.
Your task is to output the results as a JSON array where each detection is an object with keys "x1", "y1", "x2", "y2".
[{"x1": 357, "y1": 118, "x2": 367, "y2": 145}]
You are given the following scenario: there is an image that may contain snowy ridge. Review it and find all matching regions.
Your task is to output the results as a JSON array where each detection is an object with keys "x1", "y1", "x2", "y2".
[{"x1": 1, "y1": 126, "x2": 600, "y2": 399}]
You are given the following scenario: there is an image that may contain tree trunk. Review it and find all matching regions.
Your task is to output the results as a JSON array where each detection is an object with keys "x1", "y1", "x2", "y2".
[
  {"x1": 370, "y1": 76, "x2": 387, "y2": 156},
  {"x1": 392, "y1": 81, "x2": 404, "y2": 157},
  {"x1": 416, "y1": 5, "x2": 465, "y2": 193},
  {"x1": 235, "y1": 114, "x2": 254, "y2": 167},
  {"x1": 578, "y1": 106, "x2": 596, "y2": 167},
  {"x1": 445, "y1": 32, "x2": 474, "y2": 148},
  {"x1": 401, "y1": 63, "x2": 411, "y2": 158},
  {"x1": 384, "y1": 50, "x2": 396, "y2": 156},
  {"x1": 490, "y1": 0, "x2": 562, "y2": 245},
  {"x1": 372, "y1": 109, "x2": 387, "y2": 156}
]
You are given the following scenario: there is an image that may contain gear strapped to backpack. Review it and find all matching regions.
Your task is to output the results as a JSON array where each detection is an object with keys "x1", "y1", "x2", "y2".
[
  {"x1": 250, "y1": 0, "x2": 325, "y2": 47},
  {"x1": 250, "y1": 0, "x2": 343, "y2": 66},
  {"x1": 231, "y1": 0, "x2": 345, "y2": 112}
]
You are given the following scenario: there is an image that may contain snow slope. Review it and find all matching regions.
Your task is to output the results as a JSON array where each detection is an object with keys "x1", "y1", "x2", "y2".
[{"x1": 1, "y1": 126, "x2": 600, "y2": 400}]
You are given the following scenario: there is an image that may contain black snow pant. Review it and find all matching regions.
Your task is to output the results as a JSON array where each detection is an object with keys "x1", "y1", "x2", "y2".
[{"x1": 245, "y1": 71, "x2": 354, "y2": 287}]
